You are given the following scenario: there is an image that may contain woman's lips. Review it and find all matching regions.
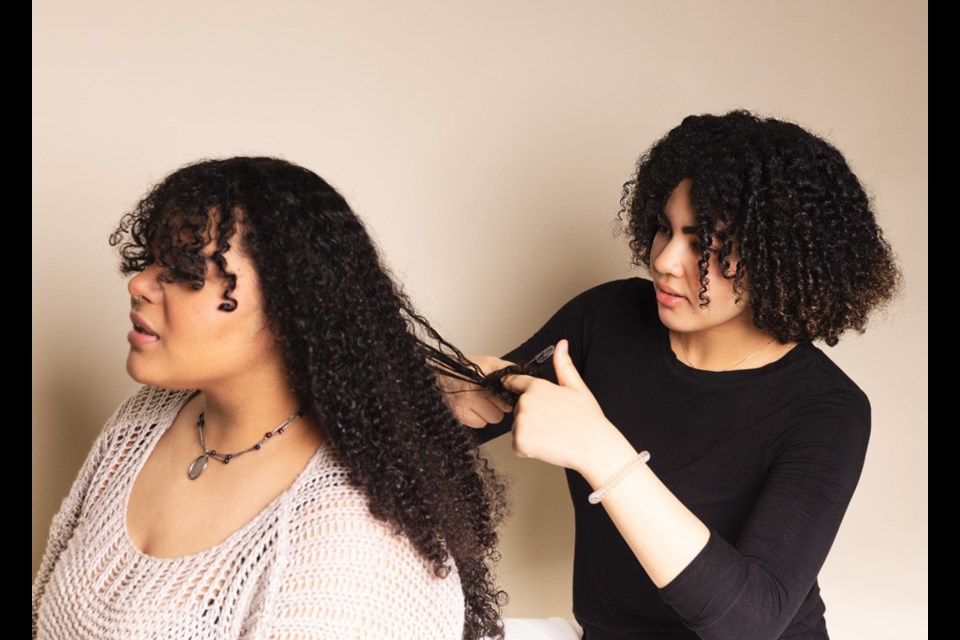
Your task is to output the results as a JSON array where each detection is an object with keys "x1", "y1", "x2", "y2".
[
  {"x1": 127, "y1": 329, "x2": 160, "y2": 346},
  {"x1": 128, "y1": 312, "x2": 160, "y2": 346},
  {"x1": 655, "y1": 286, "x2": 687, "y2": 308}
]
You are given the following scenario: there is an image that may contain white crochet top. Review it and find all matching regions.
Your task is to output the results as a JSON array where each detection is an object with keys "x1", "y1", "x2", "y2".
[{"x1": 32, "y1": 386, "x2": 465, "y2": 639}]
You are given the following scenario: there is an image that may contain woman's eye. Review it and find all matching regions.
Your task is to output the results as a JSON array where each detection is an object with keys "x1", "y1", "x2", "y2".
[
  {"x1": 156, "y1": 266, "x2": 203, "y2": 290},
  {"x1": 695, "y1": 244, "x2": 721, "y2": 256},
  {"x1": 655, "y1": 222, "x2": 670, "y2": 235},
  {"x1": 174, "y1": 276, "x2": 205, "y2": 290}
]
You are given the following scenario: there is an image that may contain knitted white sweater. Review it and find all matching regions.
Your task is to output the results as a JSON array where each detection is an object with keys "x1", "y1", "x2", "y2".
[{"x1": 32, "y1": 386, "x2": 465, "y2": 639}]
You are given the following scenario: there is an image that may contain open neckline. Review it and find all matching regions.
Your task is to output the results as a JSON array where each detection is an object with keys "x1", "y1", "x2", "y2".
[
  {"x1": 655, "y1": 321, "x2": 813, "y2": 385},
  {"x1": 121, "y1": 389, "x2": 327, "y2": 563}
]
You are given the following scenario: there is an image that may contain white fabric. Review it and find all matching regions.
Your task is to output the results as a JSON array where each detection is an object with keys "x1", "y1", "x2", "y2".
[
  {"x1": 502, "y1": 618, "x2": 583, "y2": 640},
  {"x1": 32, "y1": 386, "x2": 465, "y2": 639}
]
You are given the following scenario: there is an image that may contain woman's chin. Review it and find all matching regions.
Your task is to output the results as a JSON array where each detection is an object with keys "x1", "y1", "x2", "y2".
[
  {"x1": 125, "y1": 357, "x2": 166, "y2": 388},
  {"x1": 656, "y1": 308, "x2": 694, "y2": 333}
]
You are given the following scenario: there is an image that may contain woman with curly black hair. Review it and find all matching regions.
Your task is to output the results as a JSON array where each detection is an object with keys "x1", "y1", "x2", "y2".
[
  {"x1": 445, "y1": 111, "x2": 901, "y2": 639},
  {"x1": 31, "y1": 157, "x2": 506, "y2": 640}
]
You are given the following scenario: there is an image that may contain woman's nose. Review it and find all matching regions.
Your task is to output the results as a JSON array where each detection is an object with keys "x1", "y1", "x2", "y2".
[
  {"x1": 127, "y1": 264, "x2": 163, "y2": 304},
  {"x1": 652, "y1": 237, "x2": 685, "y2": 278}
]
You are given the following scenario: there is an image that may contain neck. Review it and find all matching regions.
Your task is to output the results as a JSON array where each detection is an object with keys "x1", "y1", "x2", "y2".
[
  {"x1": 671, "y1": 321, "x2": 782, "y2": 372},
  {"x1": 196, "y1": 372, "x2": 309, "y2": 453}
]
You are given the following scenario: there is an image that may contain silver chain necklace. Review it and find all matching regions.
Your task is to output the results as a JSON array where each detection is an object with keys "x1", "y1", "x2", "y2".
[
  {"x1": 187, "y1": 407, "x2": 304, "y2": 480},
  {"x1": 679, "y1": 335, "x2": 776, "y2": 372}
]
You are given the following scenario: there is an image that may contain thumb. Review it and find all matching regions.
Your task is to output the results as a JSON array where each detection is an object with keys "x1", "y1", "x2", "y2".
[{"x1": 553, "y1": 339, "x2": 588, "y2": 391}]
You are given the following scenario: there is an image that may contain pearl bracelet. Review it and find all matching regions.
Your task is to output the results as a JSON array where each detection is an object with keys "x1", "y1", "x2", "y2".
[{"x1": 587, "y1": 450, "x2": 651, "y2": 504}]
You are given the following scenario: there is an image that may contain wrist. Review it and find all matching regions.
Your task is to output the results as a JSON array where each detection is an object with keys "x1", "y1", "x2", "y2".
[{"x1": 576, "y1": 420, "x2": 638, "y2": 487}]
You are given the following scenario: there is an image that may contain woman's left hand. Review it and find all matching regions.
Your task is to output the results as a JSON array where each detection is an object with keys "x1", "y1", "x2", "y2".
[{"x1": 502, "y1": 339, "x2": 635, "y2": 479}]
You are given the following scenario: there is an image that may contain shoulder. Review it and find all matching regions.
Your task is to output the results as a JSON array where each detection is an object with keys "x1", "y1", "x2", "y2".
[
  {"x1": 565, "y1": 277, "x2": 653, "y2": 312},
  {"x1": 105, "y1": 385, "x2": 195, "y2": 431},
  {"x1": 776, "y1": 345, "x2": 871, "y2": 456},
  {"x1": 269, "y1": 447, "x2": 465, "y2": 637},
  {"x1": 795, "y1": 345, "x2": 871, "y2": 422},
  {"x1": 575, "y1": 278, "x2": 658, "y2": 339},
  {"x1": 49, "y1": 386, "x2": 194, "y2": 524},
  {"x1": 283, "y1": 448, "x2": 461, "y2": 584},
  {"x1": 550, "y1": 277, "x2": 655, "y2": 332},
  {"x1": 505, "y1": 277, "x2": 657, "y2": 368},
  {"x1": 97, "y1": 386, "x2": 195, "y2": 452}
]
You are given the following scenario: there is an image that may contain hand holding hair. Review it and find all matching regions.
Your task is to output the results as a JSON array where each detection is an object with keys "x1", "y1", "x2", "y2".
[
  {"x1": 430, "y1": 345, "x2": 556, "y2": 429},
  {"x1": 435, "y1": 354, "x2": 515, "y2": 428},
  {"x1": 503, "y1": 340, "x2": 636, "y2": 479}
]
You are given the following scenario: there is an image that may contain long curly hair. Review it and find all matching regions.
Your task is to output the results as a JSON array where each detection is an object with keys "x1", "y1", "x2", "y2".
[
  {"x1": 620, "y1": 110, "x2": 901, "y2": 345},
  {"x1": 110, "y1": 157, "x2": 507, "y2": 639}
]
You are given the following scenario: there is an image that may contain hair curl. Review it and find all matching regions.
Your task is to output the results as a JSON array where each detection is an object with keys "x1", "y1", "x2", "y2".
[
  {"x1": 620, "y1": 110, "x2": 901, "y2": 345},
  {"x1": 110, "y1": 157, "x2": 507, "y2": 639}
]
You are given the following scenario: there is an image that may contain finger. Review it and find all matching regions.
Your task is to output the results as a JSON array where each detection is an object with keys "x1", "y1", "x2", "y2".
[
  {"x1": 491, "y1": 395, "x2": 514, "y2": 413},
  {"x1": 467, "y1": 354, "x2": 516, "y2": 375},
  {"x1": 448, "y1": 402, "x2": 478, "y2": 427},
  {"x1": 501, "y1": 373, "x2": 537, "y2": 394},
  {"x1": 553, "y1": 339, "x2": 588, "y2": 391},
  {"x1": 434, "y1": 370, "x2": 474, "y2": 394},
  {"x1": 472, "y1": 400, "x2": 506, "y2": 425},
  {"x1": 466, "y1": 385, "x2": 514, "y2": 413},
  {"x1": 511, "y1": 432, "x2": 530, "y2": 458},
  {"x1": 458, "y1": 409, "x2": 488, "y2": 429}
]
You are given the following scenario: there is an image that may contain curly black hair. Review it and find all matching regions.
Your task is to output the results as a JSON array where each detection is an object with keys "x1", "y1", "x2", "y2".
[
  {"x1": 620, "y1": 110, "x2": 901, "y2": 345},
  {"x1": 110, "y1": 157, "x2": 507, "y2": 639}
]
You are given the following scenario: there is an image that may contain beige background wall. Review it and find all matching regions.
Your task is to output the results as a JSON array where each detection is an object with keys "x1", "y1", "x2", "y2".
[{"x1": 33, "y1": 1, "x2": 927, "y2": 637}]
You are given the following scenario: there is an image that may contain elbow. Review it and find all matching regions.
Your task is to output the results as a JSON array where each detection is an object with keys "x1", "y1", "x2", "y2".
[
  {"x1": 660, "y1": 535, "x2": 809, "y2": 640},
  {"x1": 689, "y1": 568, "x2": 798, "y2": 640}
]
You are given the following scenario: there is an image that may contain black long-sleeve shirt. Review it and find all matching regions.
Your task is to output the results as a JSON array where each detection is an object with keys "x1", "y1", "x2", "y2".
[{"x1": 478, "y1": 278, "x2": 870, "y2": 640}]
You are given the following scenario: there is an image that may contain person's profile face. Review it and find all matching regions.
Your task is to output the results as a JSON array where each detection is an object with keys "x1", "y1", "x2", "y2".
[
  {"x1": 648, "y1": 179, "x2": 749, "y2": 334},
  {"x1": 125, "y1": 222, "x2": 278, "y2": 391}
]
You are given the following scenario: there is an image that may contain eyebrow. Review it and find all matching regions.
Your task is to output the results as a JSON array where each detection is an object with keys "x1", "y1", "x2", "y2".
[{"x1": 657, "y1": 212, "x2": 700, "y2": 235}]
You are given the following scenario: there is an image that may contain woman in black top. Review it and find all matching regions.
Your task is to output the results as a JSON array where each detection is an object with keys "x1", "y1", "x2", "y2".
[{"x1": 443, "y1": 111, "x2": 901, "y2": 639}]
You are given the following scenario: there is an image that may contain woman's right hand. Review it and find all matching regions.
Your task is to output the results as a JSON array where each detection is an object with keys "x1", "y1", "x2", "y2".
[{"x1": 437, "y1": 354, "x2": 515, "y2": 428}]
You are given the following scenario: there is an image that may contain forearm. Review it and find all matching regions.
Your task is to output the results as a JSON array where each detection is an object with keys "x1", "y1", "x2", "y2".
[
  {"x1": 577, "y1": 424, "x2": 710, "y2": 588},
  {"x1": 575, "y1": 408, "x2": 868, "y2": 639},
  {"x1": 576, "y1": 427, "x2": 790, "y2": 640}
]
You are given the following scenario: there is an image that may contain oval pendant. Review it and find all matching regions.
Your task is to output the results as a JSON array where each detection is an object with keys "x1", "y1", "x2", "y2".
[{"x1": 188, "y1": 455, "x2": 209, "y2": 480}]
